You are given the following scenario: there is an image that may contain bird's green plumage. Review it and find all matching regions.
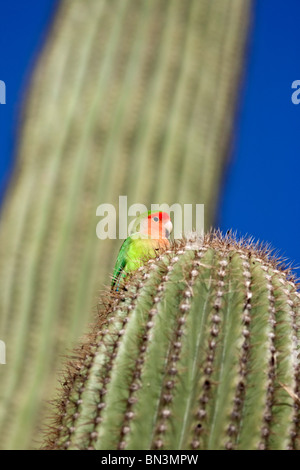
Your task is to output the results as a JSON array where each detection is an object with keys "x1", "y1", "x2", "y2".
[{"x1": 111, "y1": 234, "x2": 157, "y2": 289}]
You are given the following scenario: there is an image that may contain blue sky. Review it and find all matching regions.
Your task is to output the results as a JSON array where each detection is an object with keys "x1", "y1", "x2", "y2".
[
  {"x1": 0, "y1": 0, "x2": 299, "y2": 277},
  {"x1": 218, "y1": 0, "x2": 300, "y2": 277},
  {"x1": 0, "y1": 0, "x2": 58, "y2": 199}
]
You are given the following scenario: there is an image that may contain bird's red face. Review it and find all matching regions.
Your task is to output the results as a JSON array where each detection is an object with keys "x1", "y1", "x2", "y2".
[{"x1": 146, "y1": 212, "x2": 172, "y2": 240}]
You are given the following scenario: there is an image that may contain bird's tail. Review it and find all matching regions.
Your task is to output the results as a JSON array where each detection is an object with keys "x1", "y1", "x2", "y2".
[{"x1": 111, "y1": 271, "x2": 126, "y2": 292}]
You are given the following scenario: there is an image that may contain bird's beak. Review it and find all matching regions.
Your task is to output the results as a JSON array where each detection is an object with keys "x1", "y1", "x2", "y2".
[{"x1": 164, "y1": 220, "x2": 173, "y2": 239}]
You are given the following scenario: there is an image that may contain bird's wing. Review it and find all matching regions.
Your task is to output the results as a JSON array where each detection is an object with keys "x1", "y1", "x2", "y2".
[{"x1": 111, "y1": 236, "x2": 133, "y2": 288}]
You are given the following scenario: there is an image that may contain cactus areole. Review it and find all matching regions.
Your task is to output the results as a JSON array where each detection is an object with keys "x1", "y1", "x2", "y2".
[{"x1": 43, "y1": 232, "x2": 300, "y2": 450}]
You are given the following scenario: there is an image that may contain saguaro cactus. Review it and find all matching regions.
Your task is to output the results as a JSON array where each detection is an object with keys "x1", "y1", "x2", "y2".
[
  {"x1": 0, "y1": 0, "x2": 252, "y2": 449},
  {"x1": 43, "y1": 232, "x2": 300, "y2": 450}
]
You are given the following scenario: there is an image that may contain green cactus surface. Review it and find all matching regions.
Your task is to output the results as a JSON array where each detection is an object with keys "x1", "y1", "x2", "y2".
[
  {"x1": 42, "y1": 232, "x2": 300, "y2": 450},
  {"x1": 0, "y1": 0, "x2": 252, "y2": 449}
]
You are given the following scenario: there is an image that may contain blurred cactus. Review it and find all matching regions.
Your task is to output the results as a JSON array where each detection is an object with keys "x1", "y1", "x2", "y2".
[
  {"x1": 43, "y1": 232, "x2": 300, "y2": 450},
  {"x1": 0, "y1": 0, "x2": 251, "y2": 449}
]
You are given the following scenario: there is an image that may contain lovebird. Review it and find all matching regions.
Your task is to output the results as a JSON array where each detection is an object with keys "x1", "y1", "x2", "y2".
[{"x1": 111, "y1": 211, "x2": 173, "y2": 290}]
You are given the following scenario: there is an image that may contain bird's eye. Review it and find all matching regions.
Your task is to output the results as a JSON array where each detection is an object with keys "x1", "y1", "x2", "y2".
[{"x1": 153, "y1": 216, "x2": 159, "y2": 222}]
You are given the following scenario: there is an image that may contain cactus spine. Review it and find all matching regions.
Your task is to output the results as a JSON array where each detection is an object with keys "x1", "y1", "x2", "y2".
[{"x1": 43, "y1": 232, "x2": 300, "y2": 450}]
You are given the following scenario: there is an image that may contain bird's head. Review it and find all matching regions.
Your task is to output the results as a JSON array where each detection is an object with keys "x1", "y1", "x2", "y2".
[{"x1": 134, "y1": 211, "x2": 173, "y2": 240}]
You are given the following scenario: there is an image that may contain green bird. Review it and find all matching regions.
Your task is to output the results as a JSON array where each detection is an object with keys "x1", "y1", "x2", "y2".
[{"x1": 111, "y1": 211, "x2": 173, "y2": 291}]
